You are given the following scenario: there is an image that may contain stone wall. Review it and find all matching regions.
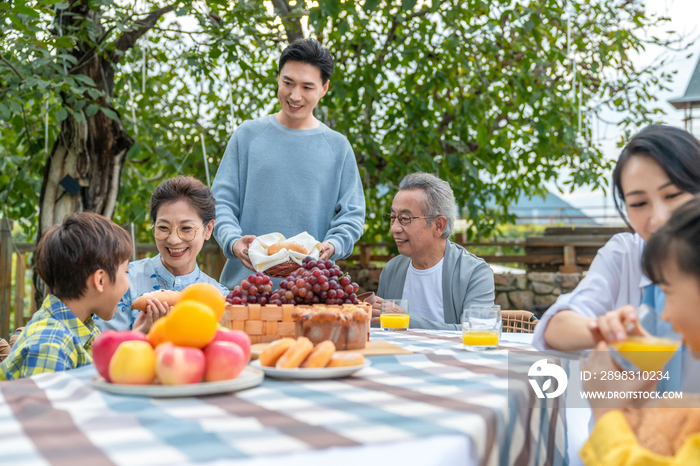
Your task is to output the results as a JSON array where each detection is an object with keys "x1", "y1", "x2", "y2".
[
  {"x1": 339, "y1": 262, "x2": 582, "y2": 319},
  {"x1": 494, "y1": 272, "x2": 582, "y2": 318}
]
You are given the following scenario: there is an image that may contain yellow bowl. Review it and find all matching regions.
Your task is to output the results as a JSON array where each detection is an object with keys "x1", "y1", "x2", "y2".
[{"x1": 611, "y1": 336, "x2": 680, "y2": 372}]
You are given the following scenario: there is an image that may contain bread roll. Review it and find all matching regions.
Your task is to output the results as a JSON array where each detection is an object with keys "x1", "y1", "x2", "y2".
[
  {"x1": 267, "y1": 240, "x2": 308, "y2": 256},
  {"x1": 327, "y1": 352, "x2": 365, "y2": 367},
  {"x1": 131, "y1": 290, "x2": 182, "y2": 311},
  {"x1": 275, "y1": 337, "x2": 313, "y2": 369},
  {"x1": 300, "y1": 340, "x2": 336, "y2": 368},
  {"x1": 259, "y1": 338, "x2": 296, "y2": 367}
]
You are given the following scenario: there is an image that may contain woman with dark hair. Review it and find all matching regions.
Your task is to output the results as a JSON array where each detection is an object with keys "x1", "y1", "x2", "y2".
[
  {"x1": 533, "y1": 125, "x2": 700, "y2": 352},
  {"x1": 578, "y1": 196, "x2": 700, "y2": 465},
  {"x1": 96, "y1": 176, "x2": 227, "y2": 333}
]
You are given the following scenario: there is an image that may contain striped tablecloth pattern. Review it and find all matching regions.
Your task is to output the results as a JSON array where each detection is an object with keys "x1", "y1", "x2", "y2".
[{"x1": 0, "y1": 330, "x2": 566, "y2": 466}]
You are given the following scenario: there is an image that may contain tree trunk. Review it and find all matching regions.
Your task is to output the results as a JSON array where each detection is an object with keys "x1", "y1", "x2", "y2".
[
  {"x1": 271, "y1": 0, "x2": 304, "y2": 43},
  {"x1": 34, "y1": 2, "x2": 133, "y2": 304}
]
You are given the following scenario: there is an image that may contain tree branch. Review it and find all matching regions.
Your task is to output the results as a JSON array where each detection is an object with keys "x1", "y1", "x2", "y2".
[
  {"x1": 271, "y1": 0, "x2": 303, "y2": 43},
  {"x1": 109, "y1": 4, "x2": 176, "y2": 64},
  {"x1": 70, "y1": 26, "x2": 116, "y2": 74},
  {"x1": 0, "y1": 55, "x2": 22, "y2": 80}
]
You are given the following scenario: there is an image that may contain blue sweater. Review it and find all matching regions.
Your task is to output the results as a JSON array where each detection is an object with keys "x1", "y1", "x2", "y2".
[{"x1": 212, "y1": 115, "x2": 366, "y2": 288}]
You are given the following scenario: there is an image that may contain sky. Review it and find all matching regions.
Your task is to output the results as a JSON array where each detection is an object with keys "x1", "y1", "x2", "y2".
[{"x1": 553, "y1": 0, "x2": 700, "y2": 223}]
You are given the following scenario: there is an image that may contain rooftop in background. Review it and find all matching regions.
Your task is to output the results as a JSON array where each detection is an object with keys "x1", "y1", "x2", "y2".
[
  {"x1": 668, "y1": 52, "x2": 700, "y2": 110},
  {"x1": 505, "y1": 192, "x2": 628, "y2": 226},
  {"x1": 668, "y1": 47, "x2": 700, "y2": 135}
]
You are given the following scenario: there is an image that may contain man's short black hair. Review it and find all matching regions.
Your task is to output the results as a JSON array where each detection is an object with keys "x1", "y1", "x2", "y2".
[{"x1": 278, "y1": 38, "x2": 334, "y2": 85}]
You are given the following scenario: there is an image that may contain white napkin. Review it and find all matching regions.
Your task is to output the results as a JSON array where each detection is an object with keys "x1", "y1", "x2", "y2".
[{"x1": 248, "y1": 232, "x2": 322, "y2": 273}]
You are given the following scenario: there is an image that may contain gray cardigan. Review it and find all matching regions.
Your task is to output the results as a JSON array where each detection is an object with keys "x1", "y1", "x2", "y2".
[{"x1": 377, "y1": 241, "x2": 495, "y2": 330}]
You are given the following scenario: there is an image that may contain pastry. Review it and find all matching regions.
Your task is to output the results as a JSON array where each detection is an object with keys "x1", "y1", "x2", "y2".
[
  {"x1": 259, "y1": 338, "x2": 296, "y2": 367},
  {"x1": 267, "y1": 241, "x2": 308, "y2": 256},
  {"x1": 132, "y1": 290, "x2": 182, "y2": 311},
  {"x1": 327, "y1": 352, "x2": 365, "y2": 367},
  {"x1": 300, "y1": 340, "x2": 336, "y2": 368},
  {"x1": 293, "y1": 305, "x2": 369, "y2": 350},
  {"x1": 276, "y1": 337, "x2": 313, "y2": 369}
]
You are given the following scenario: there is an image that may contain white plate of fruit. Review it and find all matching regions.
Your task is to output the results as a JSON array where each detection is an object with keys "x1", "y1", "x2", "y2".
[
  {"x1": 90, "y1": 284, "x2": 262, "y2": 397},
  {"x1": 91, "y1": 366, "x2": 263, "y2": 397}
]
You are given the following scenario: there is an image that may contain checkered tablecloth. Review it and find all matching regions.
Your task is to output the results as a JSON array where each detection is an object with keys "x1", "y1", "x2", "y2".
[{"x1": 0, "y1": 330, "x2": 567, "y2": 466}]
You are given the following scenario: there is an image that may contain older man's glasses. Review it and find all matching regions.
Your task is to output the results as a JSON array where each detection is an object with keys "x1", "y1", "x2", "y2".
[
  {"x1": 383, "y1": 214, "x2": 433, "y2": 226},
  {"x1": 153, "y1": 224, "x2": 205, "y2": 242}
]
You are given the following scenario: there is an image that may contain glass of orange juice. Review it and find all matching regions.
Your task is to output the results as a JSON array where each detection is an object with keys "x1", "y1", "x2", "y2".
[
  {"x1": 380, "y1": 299, "x2": 410, "y2": 331},
  {"x1": 462, "y1": 305, "x2": 501, "y2": 351}
]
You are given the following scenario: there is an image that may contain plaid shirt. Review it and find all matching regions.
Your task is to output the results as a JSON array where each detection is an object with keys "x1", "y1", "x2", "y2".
[{"x1": 0, "y1": 295, "x2": 100, "y2": 381}]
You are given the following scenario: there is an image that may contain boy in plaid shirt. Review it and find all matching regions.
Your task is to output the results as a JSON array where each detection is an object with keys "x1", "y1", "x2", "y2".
[{"x1": 0, "y1": 212, "x2": 132, "y2": 380}]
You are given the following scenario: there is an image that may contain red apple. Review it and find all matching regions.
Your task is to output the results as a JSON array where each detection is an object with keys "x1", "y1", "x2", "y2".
[
  {"x1": 203, "y1": 341, "x2": 247, "y2": 382},
  {"x1": 155, "y1": 345, "x2": 206, "y2": 385},
  {"x1": 92, "y1": 330, "x2": 148, "y2": 382},
  {"x1": 212, "y1": 329, "x2": 251, "y2": 362}
]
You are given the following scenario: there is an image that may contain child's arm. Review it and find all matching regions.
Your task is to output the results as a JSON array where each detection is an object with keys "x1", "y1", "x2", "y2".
[{"x1": 18, "y1": 341, "x2": 73, "y2": 378}]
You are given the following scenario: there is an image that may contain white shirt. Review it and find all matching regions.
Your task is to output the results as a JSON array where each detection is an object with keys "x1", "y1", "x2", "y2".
[
  {"x1": 533, "y1": 233, "x2": 650, "y2": 350},
  {"x1": 402, "y1": 258, "x2": 445, "y2": 323}
]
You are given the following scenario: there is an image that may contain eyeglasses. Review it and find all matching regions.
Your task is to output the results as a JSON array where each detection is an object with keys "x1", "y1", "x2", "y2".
[
  {"x1": 153, "y1": 223, "x2": 206, "y2": 242},
  {"x1": 382, "y1": 214, "x2": 434, "y2": 227}
]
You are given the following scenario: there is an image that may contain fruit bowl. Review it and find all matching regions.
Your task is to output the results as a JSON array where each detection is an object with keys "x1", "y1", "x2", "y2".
[{"x1": 90, "y1": 366, "x2": 264, "y2": 397}]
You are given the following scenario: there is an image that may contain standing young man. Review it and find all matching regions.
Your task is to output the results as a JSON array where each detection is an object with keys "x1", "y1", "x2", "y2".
[{"x1": 212, "y1": 39, "x2": 365, "y2": 288}]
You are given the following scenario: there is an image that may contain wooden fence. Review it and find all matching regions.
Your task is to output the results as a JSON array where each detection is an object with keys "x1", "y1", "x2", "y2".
[
  {"x1": 346, "y1": 227, "x2": 627, "y2": 273},
  {"x1": 0, "y1": 219, "x2": 226, "y2": 340},
  {"x1": 0, "y1": 222, "x2": 623, "y2": 340}
]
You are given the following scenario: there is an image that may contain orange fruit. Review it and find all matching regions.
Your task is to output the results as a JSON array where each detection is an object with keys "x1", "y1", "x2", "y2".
[
  {"x1": 166, "y1": 300, "x2": 217, "y2": 348},
  {"x1": 180, "y1": 283, "x2": 226, "y2": 321},
  {"x1": 146, "y1": 316, "x2": 171, "y2": 348}
]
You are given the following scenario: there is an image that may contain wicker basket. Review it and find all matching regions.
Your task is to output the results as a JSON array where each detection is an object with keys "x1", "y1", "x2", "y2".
[
  {"x1": 502, "y1": 310, "x2": 538, "y2": 333},
  {"x1": 219, "y1": 303, "x2": 372, "y2": 344},
  {"x1": 262, "y1": 260, "x2": 301, "y2": 278}
]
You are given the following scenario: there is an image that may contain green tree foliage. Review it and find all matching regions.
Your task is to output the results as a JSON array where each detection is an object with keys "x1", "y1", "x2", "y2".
[{"x1": 0, "y1": 0, "x2": 678, "y2": 244}]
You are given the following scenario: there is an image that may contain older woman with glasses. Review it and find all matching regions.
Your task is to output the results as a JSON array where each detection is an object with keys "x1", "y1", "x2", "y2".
[
  {"x1": 96, "y1": 176, "x2": 227, "y2": 333},
  {"x1": 375, "y1": 173, "x2": 495, "y2": 330}
]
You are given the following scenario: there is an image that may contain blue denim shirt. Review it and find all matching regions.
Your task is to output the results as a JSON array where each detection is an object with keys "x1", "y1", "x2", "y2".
[{"x1": 95, "y1": 254, "x2": 228, "y2": 332}]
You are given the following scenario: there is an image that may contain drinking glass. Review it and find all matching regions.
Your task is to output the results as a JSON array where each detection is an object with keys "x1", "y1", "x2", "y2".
[
  {"x1": 462, "y1": 305, "x2": 501, "y2": 350},
  {"x1": 380, "y1": 299, "x2": 410, "y2": 331}
]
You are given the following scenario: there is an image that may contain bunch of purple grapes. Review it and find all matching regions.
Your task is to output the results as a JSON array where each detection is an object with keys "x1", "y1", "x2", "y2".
[
  {"x1": 226, "y1": 272, "x2": 273, "y2": 305},
  {"x1": 271, "y1": 257, "x2": 360, "y2": 305},
  {"x1": 225, "y1": 258, "x2": 360, "y2": 306}
]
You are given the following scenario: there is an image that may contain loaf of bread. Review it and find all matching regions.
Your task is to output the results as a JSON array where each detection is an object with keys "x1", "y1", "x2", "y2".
[
  {"x1": 131, "y1": 290, "x2": 182, "y2": 311},
  {"x1": 267, "y1": 241, "x2": 308, "y2": 256},
  {"x1": 293, "y1": 306, "x2": 369, "y2": 350}
]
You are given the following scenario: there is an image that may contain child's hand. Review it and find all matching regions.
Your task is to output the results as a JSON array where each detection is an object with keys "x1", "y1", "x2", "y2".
[
  {"x1": 133, "y1": 298, "x2": 170, "y2": 333},
  {"x1": 581, "y1": 341, "x2": 657, "y2": 420},
  {"x1": 589, "y1": 305, "x2": 648, "y2": 343}
]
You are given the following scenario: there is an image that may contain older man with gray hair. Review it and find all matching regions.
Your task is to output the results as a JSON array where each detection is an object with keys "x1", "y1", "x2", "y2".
[{"x1": 375, "y1": 173, "x2": 495, "y2": 330}]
